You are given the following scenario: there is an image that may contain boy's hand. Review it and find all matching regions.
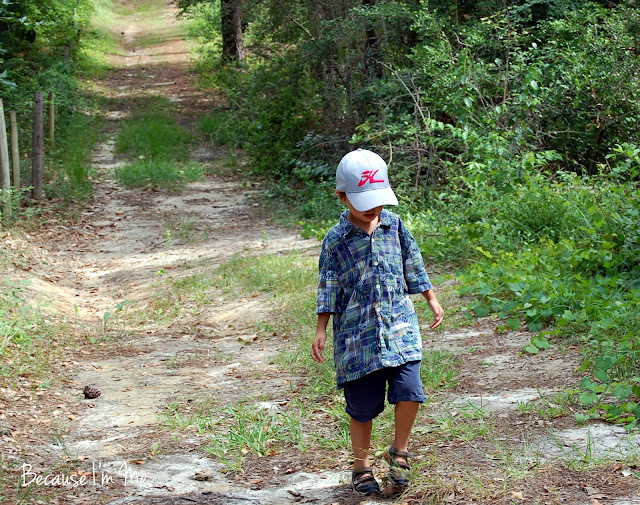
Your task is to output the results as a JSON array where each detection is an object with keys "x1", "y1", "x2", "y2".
[
  {"x1": 311, "y1": 331, "x2": 327, "y2": 363},
  {"x1": 422, "y1": 289, "x2": 444, "y2": 329},
  {"x1": 428, "y1": 298, "x2": 444, "y2": 329}
]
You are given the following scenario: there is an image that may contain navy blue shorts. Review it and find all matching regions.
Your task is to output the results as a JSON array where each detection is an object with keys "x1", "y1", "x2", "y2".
[{"x1": 343, "y1": 361, "x2": 426, "y2": 423}]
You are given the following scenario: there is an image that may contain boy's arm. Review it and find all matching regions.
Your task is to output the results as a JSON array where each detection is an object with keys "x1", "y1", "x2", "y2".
[
  {"x1": 311, "y1": 312, "x2": 332, "y2": 363},
  {"x1": 422, "y1": 289, "x2": 444, "y2": 329}
]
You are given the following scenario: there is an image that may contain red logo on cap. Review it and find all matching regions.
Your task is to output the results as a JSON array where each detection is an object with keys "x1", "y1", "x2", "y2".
[{"x1": 358, "y1": 170, "x2": 385, "y2": 186}]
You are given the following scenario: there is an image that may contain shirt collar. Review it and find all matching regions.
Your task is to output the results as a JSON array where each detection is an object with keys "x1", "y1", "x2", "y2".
[{"x1": 338, "y1": 209, "x2": 393, "y2": 237}]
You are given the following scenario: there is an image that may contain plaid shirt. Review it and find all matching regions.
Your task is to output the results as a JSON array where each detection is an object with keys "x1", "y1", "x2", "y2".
[{"x1": 316, "y1": 210, "x2": 432, "y2": 387}]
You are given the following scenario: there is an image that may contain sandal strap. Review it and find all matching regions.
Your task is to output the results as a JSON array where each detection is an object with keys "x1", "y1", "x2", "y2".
[
  {"x1": 352, "y1": 467, "x2": 380, "y2": 495},
  {"x1": 386, "y1": 445, "x2": 412, "y2": 470},
  {"x1": 353, "y1": 467, "x2": 375, "y2": 482}
]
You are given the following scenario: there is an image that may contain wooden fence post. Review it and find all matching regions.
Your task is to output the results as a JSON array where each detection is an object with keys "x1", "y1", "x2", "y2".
[
  {"x1": 32, "y1": 92, "x2": 44, "y2": 201},
  {"x1": 47, "y1": 91, "x2": 55, "y2": 149},
  {"x1": 9, "y1": 111, "x2": 19, "y2": 191},
  {"x1": 0, "y1": 99, "x2": 11, "y2": 219}
]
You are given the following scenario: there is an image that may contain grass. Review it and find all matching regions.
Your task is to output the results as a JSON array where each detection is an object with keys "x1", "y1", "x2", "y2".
[
  {"x1": 163, "y1": 216, "x2": 214, "y2": 244},
  {"x1": 143, "y1": 271, "x2": 216, "y2": 323},
  {"x1": 113, "y1": 98, "x2": 208, "y2": 191},
  {"x1": 203, "y1": 404, "x2": 309, "y2": 472},
  {"x1": 160, "y1": 398, "x2": 222, "y2": 434},
  {"x1": 0, "y1": 277, "x2": 68, "y2": 383},
  {"x1": 77, "y1": 0, "x2": 123, "y2": 76},
  {"x1": 421, "y1": 349, "x2": 460, "y2": 391},
  {"x1": 198, "y1": 109, "x2": 245, "y2": 147},
  {"x1": 40, "y1": 110, "x2": 103, "y2": 203},
  {"x1": 418, "y1": 403, "x2": 490, "y2": 443},
  {"x1": 516, "y1": 390, "x2": 579, "y2": 420},
  {"x1": 116, "y1": 111, "x2": 192, "y2": 160},
  {"x1": 115, "y1": 159, "x2": 205, "y2": 190}
]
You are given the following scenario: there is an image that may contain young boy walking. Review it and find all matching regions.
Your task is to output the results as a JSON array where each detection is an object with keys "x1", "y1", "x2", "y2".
[{"x1": 311, "y1": 148, "x2": 444, "y2": 496}]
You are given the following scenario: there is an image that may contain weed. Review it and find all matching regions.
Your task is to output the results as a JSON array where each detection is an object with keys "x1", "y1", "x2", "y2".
[
  {"x1": 100, "y1": 300, "x2": 135, "y2": 340},
  {"x1": 164, "y1": 217, "x2": 213, "y2": 244},
  {"x1": 204, "y1": 405, "x2": 301, "y2": 471},
  {"x1": 517, "y1": 390, "x2": 578, "y2": 420},
  {"x1": 0, "y1": 277, "x2": 64, "y2": 383},
  {"x1": 159, "y1": 399, "x2": 221, "y2": 434},
  {"x1": 198, "y1": 109, "x2": 245, "y2": 147},
  {"x1": 421, "y1": 349, "x2": 460, "y2": 391},
  {"x1": 419, "y1": 403, "x2": 490, "y2": 442}
]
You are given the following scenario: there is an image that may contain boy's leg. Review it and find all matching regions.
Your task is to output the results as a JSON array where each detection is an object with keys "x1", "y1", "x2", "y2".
[
  {"x1": 343, "y1": 370, "x2": 386, "y2": 496},
  {"x1": 386, "y1": 361, "x2": 426, "y2": 483},
  {"x1": 343, "y1": 369, "x2": 386, "y2": 467},
  {"x1": 392, "y1": 401, "x2": 419, "y2": 457},
  {"x1": 350, "y1": 418, "x2": 373, "y2": 469}
]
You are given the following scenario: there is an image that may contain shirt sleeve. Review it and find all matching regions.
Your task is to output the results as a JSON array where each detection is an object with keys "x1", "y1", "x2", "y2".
[
  {"x1": 398, "y1": 217, "x2": 433, "y2": 294},
  {"x1": 316, "y1": 238, "x2": 341, "y2": 313}
]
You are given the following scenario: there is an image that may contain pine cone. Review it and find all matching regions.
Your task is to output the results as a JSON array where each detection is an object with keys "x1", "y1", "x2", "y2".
[{"x1": 83, "y1": 386, "x2": 101, "y2": 399}]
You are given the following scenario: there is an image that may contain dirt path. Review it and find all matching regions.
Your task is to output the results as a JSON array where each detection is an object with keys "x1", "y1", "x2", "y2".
[{"x1": 2, "y1": 2, "x2": 640, "y2": 504}]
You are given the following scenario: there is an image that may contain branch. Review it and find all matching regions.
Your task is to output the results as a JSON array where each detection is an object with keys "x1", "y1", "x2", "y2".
[{"x1": 287, "y1": 15, "x2": 315, "y2": 41}]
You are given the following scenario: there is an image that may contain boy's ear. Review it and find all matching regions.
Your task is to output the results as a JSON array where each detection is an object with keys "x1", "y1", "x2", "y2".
[{"x1": 336, "y1": 190, "x2": 347, "y2": 203}]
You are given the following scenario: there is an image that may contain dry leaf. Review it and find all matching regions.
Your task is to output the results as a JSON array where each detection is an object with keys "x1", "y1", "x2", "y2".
[{"x1": 510, "y1": 491, "x2": 524, "y2": 500}]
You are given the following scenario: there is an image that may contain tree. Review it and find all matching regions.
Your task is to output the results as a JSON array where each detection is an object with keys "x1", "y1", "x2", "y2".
[{"x1": 221, "y1": 0, "x2": 245, "y2": 63}]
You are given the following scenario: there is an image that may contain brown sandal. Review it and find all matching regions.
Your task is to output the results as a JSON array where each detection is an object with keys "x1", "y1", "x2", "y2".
[
  {"x1": 384, "y1": 445, "x2": 412, "y2": 490},
  {"x1": 351, "y1": 467, "x2": 380, "y2": 496}
]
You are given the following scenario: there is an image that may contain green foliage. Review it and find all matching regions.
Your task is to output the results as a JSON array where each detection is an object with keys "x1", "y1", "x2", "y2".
[
  {"x1": 0, "y1": 275, "x2": 59, "y2": 382},
  {"x1": 189, "y1": 1, "x2": 640, "y2": 208},
  {"x1": 401, "y1": 164, "x2": 639, "y2": 428},
  {"x1": 198, "y1": 109, "x2": 245, "y2": 147}
]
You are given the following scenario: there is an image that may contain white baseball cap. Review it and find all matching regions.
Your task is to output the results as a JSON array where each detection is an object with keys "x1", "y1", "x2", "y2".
[{"x1": 336, "y1": 148, "x2": 398, "y2": 211}]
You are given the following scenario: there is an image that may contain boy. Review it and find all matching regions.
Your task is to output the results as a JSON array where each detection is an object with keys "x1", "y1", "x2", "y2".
[{"x1": 311, "y1": 148, "x2": 444, "y2": 496}]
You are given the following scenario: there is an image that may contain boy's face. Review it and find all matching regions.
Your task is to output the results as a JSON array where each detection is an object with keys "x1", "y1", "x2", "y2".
[{"x1": 336, "y1": 191, "x2": 383, "y2": 225}]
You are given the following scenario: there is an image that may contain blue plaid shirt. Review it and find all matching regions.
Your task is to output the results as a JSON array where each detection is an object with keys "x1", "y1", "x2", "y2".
[{"x1": 316, "y1": 209, "x2": 432, "y2": 387}]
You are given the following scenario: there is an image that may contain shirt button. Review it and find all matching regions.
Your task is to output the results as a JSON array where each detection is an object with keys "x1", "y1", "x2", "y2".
[{"x1": 373, "y1": 261, "x2": 379, "y2": 266}]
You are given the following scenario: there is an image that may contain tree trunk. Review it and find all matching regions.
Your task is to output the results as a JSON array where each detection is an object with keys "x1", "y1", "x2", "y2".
[
  {"x1": 221, "y1": 0, "x2": 245, "y2": 63},
  {"x1": 32, "y1": 92, "x2": 44, "y2": 201},
  {"x1": 362, "y1": 0, "x2": 383, "y2": 79}
]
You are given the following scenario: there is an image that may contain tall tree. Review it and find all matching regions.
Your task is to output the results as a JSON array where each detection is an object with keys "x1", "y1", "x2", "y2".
[{"x1": 221, "y1": 0, "x2": 245, "y2": 63}]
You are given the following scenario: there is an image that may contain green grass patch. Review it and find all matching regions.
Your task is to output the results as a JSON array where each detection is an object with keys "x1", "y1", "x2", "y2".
[
  {"x1": 0, "y1": 276, "x2": 69, "y2": 384},
  {"x1": 141, "y1": 270, "x2": 216, "y2": 324},
  {"x1": 134, "y1": 22, "x2": 189, "y2": 49},
  {"x1": 198, "y1": 109, "x2": 246, "y2": 147},
  {"x1": 115, "y1": 160, "x2": 204, "y2": 190},
  {"x1": 116, "y1": 113, "x2": 192, "y2": 160},
  {"x1": 160, "y1": 398, "x2": 221, "y2": 434},
  {"x1": 517, "y1": 390, "x2": 579, "y2": 420},
  {"x1": 118, "y1": 0, "x2": 165, "y2": 17},
  {"x1": 78, "y1": 0, "x2": 122, "y2": 75},
  {"x1": 421, "y1": 349, "x2": 460, "y2": 391},
  {"x1": 44, "y1": 112, "x2": 103, "y2": 202},
  {"x1": 203, "y1": 404, "x2": 309, "y2": 472}
]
